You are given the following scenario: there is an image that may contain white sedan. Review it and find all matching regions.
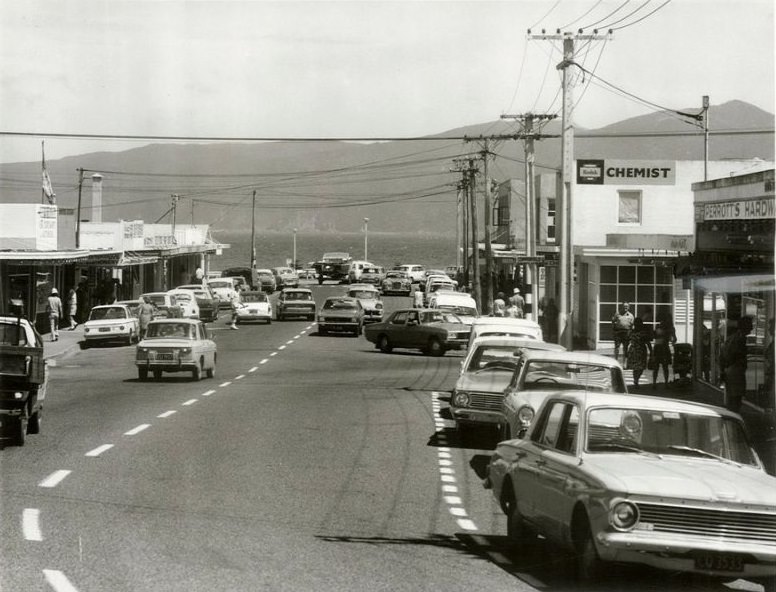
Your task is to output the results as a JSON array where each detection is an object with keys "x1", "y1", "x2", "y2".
[
  {"x1": 135, "y1": 319, "x2": 216, "y2": 381},
  {"x1": 235, "y1": 291, "x2": 272, "y2": 324},
  {"x1": 83, "y1": 304, "x2": 139, "y2": 347}
]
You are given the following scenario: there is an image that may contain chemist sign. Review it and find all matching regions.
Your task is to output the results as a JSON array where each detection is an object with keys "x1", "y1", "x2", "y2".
[{"x1": 577, "y1": 159, "x2": 676, "y2": 186}]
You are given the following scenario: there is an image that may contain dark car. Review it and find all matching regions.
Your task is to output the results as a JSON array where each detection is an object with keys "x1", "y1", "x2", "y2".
[
  {"x1": 277, "y1": 288, "x2": 316, "y2": 321},
  {"x1": 177, "y1": 284, "x2": 220, "y2": 322},
  {"x1": 221, "y1": 267, "x2": 257, "y2": 290},
  {"x1": 363, "y1": 308, "x2": 471, "y2": 356},
  {"x1": 317, "y1": 296, "x2": 364, "y2": 336}
]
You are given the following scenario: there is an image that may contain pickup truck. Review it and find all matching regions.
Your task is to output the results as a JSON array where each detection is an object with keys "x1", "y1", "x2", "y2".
[
  {"x1": 312, "y1": 252, "x2": 352, "y2": 285},
  {"x1": 0, "y1": 315, "x2": 47, "y2": 446}
]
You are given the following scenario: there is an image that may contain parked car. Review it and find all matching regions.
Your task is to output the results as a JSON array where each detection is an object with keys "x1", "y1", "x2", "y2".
[
  {"x1": 451, "y1": 336, "x2": 565, "y2": 437},
  {"x1": 235, "y1": 291, "x2": 272, "y2": 324},
  {"x1": 0, "y1": 315, "x2": 46, "y2": 446},
  {"x1": 422, "y1": 276, "x2": 458, "y2": 306},
  {"x1": 395, "y1": 264, "x2": 426, "y2": 283},
  {"x1": 255, "y1": 268, "x2": 277, "y2": 293},
  {"x1": 313, "y1": 252, "x2": 352, "y2": 284},
  {"x1": 363, "y1": 308, "x2": 471, "y2": 356},
  {"x1": 347, "y1": 260, "x2": 376, "y2": 284},
  {"x1": 221, "y1": 266, "x2": 256, "y2": 290},
  {"x1": 484, "y1": 391, "x2": 776, "y2": 587},
  {"x1": 177, "y1": 284, "x2": 220, "y2": 322},
  {"x1": 346, "y1": 284, "x2": 384, "y2": 323},
  {"x1": 468, "y1": 316, "x2": 544, "y2": 348},
  {"x1": 276, "y1": 288, "x2": 316, "y2": 321},
  {"x1": 501, "y1": 350, "x2": 627, "y2": 440},
  {"x1": 358, "y1": 266, "x2": 385, "y2": 289},
  {"x1": 135, "y1": 319, "x2": 216, "y2": 381},
  {"x1": 83, "y1": 304, "x2": 140, "y2": 347},
  {"x1": 427, "y1": 292, "x2": 477, "y2": 323},
  {"x1": 272, "y1": 266, "x2": 299, "y2": 289},
  {"x1": 166, "y1": 288, "x2": 200, "y2": 319},
  {"x1": 206, "y1": 279, "x2": 239, "y2": 304},
  {"x1": 225, "y1": 276, "x2": 249, "y2": 293},
  {"x1": 317, "y1": 296, "x2": 364, "y2": 336},
  {"x1": 445, "y1": 265, "x2": 462, "y2": 279},
  {"x1": 381, "y1": 270, "x2": 412, "y2": 296},
  {"x1": 116, "y1": 299, "x2": 141, "y2": 319},
  {"x1": 298, "y1": 268, "x2": 317, "y2": 280}
]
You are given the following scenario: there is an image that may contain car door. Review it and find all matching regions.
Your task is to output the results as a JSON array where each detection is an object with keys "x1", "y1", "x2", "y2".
[
  {"x1": 403, "y1": 309, "x2": 427, "y2": 347},
  {"x1": 387, "y1": 311, "x2": 409, "y2": 346},
  {"x1": 198, "y1": 323, "x2": 215, "y2": 366}
]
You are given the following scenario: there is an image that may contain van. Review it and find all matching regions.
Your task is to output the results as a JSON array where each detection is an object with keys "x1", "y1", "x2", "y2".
[
  {"x1": 428, "y1": 292, "x2": 478, "y2": 324},
  {"x1": 348, "y1": 260, "x2": 375, "y2": 284}
]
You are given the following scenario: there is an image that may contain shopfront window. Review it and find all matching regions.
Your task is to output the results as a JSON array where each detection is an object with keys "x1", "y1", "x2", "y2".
[
  {"x1": 618, "y1": 191, "x2": 642, "y2": 224},
  {"x1": 599, "y1": 264, "x2": 674, "y2": 341}
]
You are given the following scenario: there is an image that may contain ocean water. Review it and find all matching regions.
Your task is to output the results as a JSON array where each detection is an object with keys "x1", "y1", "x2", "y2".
[{"x1": 211, "y1": 229, "x2": 458, "y2": 271}]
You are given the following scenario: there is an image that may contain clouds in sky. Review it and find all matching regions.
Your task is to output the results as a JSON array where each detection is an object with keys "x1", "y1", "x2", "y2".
[{"x1": 1, "y1": 0, "x2": 773, "y2": 163}]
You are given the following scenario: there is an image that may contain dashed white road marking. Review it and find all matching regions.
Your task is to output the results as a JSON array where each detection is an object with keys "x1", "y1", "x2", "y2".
[
  {"x1": 293, "y1": 335, "x2": 300, "y2": 340},
  {"x1": 278, "y1": 345, "x2": 286, "y2": 350},
  {"x1": 39, "y1": 470, "x2": 71, "y2": 488},
  {"x1": 439, "y1": 467, "x2": 454, "y2": 474},
  {"x1": 441, "y1": 475, "x2": 456, "y2": 483},
  {"x1": 286, "y1": 340, "x2": 294, "y2": 345},
  {"x1": 201, "y1": 390, "x2": 216, "y2": 397},
  {"x1": 182, "y1": 399, "x2": 198, "y2": 406},
  {"x1": 85, "y1": 444, "x2": 113, "y2": 457},
  {"x1": 442, "y1": 484, "x2": 458, "y2": 493},
  {"x1": 124, "y1": 424, "x2": 150, "y2": 436},
  {"x1": 449, "y1": 507, "x2": 468, "y2": 517},
  {"x1": 260, "y1": 359, "x2": 269, "y2": 364},
  {"x1": 270, "y1": 352, "x2": 278, "y2": 356},
  {"x1": 219, "y1": 381, "x2": 232, "y2": 387},
  {"x1": 43, "y1": 569, "x2": 79, "y2": 592},
  {"x1": 157, "y1": 410, "x2": 176, "y2": 418},
  {"x1": 23, "y1": 508, "x2": 42, "y2": 541},
  {"x1": 457, "y1": 519, "x2": 478, "y2": 531},
  {"x1": 235, "y1": 374, "x2": 245, "y2": 380},
  {"x1": 444, "y1": 495, "x2": 462, "y2": 505},
  {"x1": 249, "y1": 366, "x2": 258, "y2": 372}
]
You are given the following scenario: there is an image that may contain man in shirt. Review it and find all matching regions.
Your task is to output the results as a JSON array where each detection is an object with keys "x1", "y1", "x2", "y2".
[{"x1": 612, "y1": 302, "x2": 635, "y2": 364}]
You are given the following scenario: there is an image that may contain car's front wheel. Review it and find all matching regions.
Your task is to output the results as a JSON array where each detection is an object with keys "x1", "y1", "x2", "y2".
[
  {"x1": 427, "y1": 337, "x2": 445, "y2": 357},
  {"x1": 378, "y1": 335, "x2": 392, "y2": 353},
  {"x1": 575, "y1": 518, "x2": 604, "y2": 584},
  {"x1": 504, "y1": 485, "x2": 533, "y2": 552},
  {"x1": 152, "y1": 369, "x2": 162, "y2": 380},
  {"x1": 138, "y1": 368, "x2": 148, "y2": 381},
  {"x1": 191, "y1": 361, "x2": 202, "y2": 381},
  {"x1": 206, "y1": 363, "x2": 215, "y2": 379}
]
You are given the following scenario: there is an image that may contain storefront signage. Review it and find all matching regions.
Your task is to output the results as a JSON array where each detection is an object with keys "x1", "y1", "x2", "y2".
[
  {"x1": 702, "y1": 197, "x2": 775, "y2": 221},
  {"x1": 576, "y1": 159, "x2": 676, "y2": 186},
  {"x1": 36, "y1": 205, "x2": 57, "y2": 250}
]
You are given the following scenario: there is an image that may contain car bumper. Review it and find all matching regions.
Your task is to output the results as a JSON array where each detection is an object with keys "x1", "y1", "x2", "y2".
[
  {"x1": 318, "y1": 321, "x2": 359, "y2": 332},
  {"x1": 236, "y1": 311, "x2": 271, "y2": 321},
  {"x1": 598, "y1": 530, "x2": 776, "y2": 578},
  {"x1": 443, "y1": 337, "x2": 468, "y2": 350},
  {"x1": 84, "y1": 328, "x2": 133, "y2": 341},
  {"x1": 451, "y1": 408, "x2": 504, "y2": 425},
  {"x1": 136, "y1": 359, "x2": 197, "y2": 372},
  {"x1": 363, "y1": 312, "x2": 383, "y2": 323},
  {"x1": 280, "y1": 307, "x2": 315, "y2": 317}
]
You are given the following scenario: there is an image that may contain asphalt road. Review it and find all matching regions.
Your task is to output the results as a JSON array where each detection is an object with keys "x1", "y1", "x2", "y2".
[{"x1": 0, "y1": 285, "x2": 766, "y2": 592}]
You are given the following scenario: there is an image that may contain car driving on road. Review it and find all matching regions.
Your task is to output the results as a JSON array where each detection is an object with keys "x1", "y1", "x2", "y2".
[
  {"x1": 83, "y1": 304, "x2": 140, "y2": 347},
  {"x1": 363, "y1": 308, "x2": 470, "y2": 356},
  {"x1": 135, "y1": 318, "x2": 216, "y2": 381},
  {"x1": 317, "y1": 296, "x2": 364, "y2": 336},
  {"x1": 277, "y1": 288, "x2": 316, "y2": 321}
]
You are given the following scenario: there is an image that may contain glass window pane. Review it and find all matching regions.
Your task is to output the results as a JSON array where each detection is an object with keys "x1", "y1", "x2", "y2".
[
  {"x1": 619, "y1": 285, "x2": 636, "y2": 304},
  {"x1": 601, "y1": 284, "x2": 618, "y2": 302},
  {"x1": 637, "y1": 305, "x2": 655, "y2": 324},
  {"x1": 656, "y1": 287, "x2": 673, "y2": 303},
  {"x1": 600, "y1": 303, "x2": 616, "y2": 321},
  {"x1": 638, "y1": 285, "x2": 655, "y2": 302},
  {"x1": 655, "y1": 266, "x2": 673, "y2": 284},
  {"x1": 619, "y1": 266, "x2": 636, "y2": 284},
  {"x1": 618, "y1": 192, "x2": 641, "y2": 223},
  {"x1": 655, "y1": 305, "x2": 673, "y2": 323},
  {"x1": 600, "y1": 266, "x2": 617, "y2": 283},
  {"x1": 599, "y1": 322, "x2": 614, "y2": 341},
  {"x1": 637, "y1": 266, "x2": 654, "y2": 283}
]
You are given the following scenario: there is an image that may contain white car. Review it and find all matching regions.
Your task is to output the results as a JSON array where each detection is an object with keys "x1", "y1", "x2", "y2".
[
  {"x1": 235, "y1": 291, "x2": 272, "y2": 324},
  {"x1": 83, "y1": 304, "x2": 140, "y2": 347},
  {"x1": 468, "y1": 317, "x2": 544, "y2": 351},
  {"x1": 346, "y1": 284, "x2": 384, "y2": 323},
  {"x1": 206, "y1": 279, "x2": 238, "y2": 304},
  {"x1": 166, "y1": 289, "x2": 200, "y2": 319},
  {"x1": 395, "y1": 264, "x2": 426, "y2": 283}
]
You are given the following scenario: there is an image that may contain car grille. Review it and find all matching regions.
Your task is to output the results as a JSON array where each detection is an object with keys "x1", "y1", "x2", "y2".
[
  {"x1": 636, "y1": 502, "x2": 776, "y2": 544},
  {"x1": 467, "y1": 392, "x2": 504, "y2": 411}
]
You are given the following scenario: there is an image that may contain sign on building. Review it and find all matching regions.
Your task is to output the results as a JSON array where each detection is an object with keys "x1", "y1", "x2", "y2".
[{"x1": 577, "y1": 159, "x2": 676, "y2": 186}]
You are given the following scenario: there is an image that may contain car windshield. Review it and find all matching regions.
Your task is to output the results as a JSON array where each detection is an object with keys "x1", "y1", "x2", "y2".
[
  {"x1": 145, "y1": 323, "x2": 196, "y2": 340},
  {"x1": 143, "y1": 294, "x2": 165, "y2": 306},
  {"x1": 349, "y1": 290, "x2": 377, "y2": 299},
  {"x1": 522, "y1": 361, "x2": 624, "y2": 392},
  {"x1": 171, "y1": 293, "x2": 192, "y2": 303},
  {"x1": 439, "y1": 305, "x2": 476, "y2": 316},
  {"x1": 242, "y1": 293, "x2": 268, "y2": 303},
  {"x1": 586, "y1": 407, "x2": 758, "y2": 465},
  {"x1": 420, "y1": 310, "x2": 460, "y2": 324},
  {"x1": 323, "y1": 299, "x2": 357, "y2": 310},
  {"x1": 466, "y1": 346, "x2": 524, "y2": 372},
  {"x1": 89, "y1": 307, "x2": 127, "y2": 321},
  {"x1": 209, "y1": 281, "x2": 230, "y2": 289},
  {"x1": 0, "y1": 322, "x2": 28, "y2": 345},
  {"x1": 385, "y1": 272, "x2": 406, "y2": 279},
  {"x1": 258, "y1": 273, "x2": 273, "y2": 280},
  {"x1": 285, "y1": 292, "x2": 312, "y2": 301}
]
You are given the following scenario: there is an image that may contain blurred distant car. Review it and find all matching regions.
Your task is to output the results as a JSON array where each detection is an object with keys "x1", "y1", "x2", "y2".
[
  {"x1": 317, "y1": 296, "x2": 364, "y2": 336},
  {"x1": 83, "y1": 304, "x2": 140, "y2": 347},
  {"x1": 395, "y1": 264, "x2": 425, "y2": 283},
  {"x1": 272, "y1": 267, "x2": 299, "y2": 289},
  {"x1": 428, "y1": 292, "x2": 478, "y2": 324},
  {"x1": 346, "y1": 284, "x2": 383, "y2": 323},
  {"x1": 177, "y1": 284, "x2": 220, "y2": 322},
  {"x1": 363, "y1": 308, "x2": 470, "y2": 356},
  {"x1": 422, "y1": 275, "x2": 458, "y2": 307},
  {"x1": 445, "y1": 265, "x2": 461, "y2": 279},
  {"x1": 166, "y1": 288, "x2": 200, "y2": 319},
  {"x1": 221, "y1": 267, "x2": 256, "y2": 290},
  {"x1": 381, "y1": 270, "x2": 412, "y2": 296},
  {"x1": 135, "y1": 319, "x2": 216, "y2": 381},
  {"x1": 225, "y1": 276, "x2": 248, "y2": 293},
  {"x1": 207, "y1": 279, "x2": 239, "y2": 304},
  {"x1": 255, "y1": 268, "x2": 277, "y2": 293},
  {"x1": 298, "y1": 268, "x2": 317, "y2": 280},
  {"x1": 139, "y1": 292, "x2": 176, "y2": 319},
  {"x1": 359, "y1": 266, "x2": 385, "y2": 289},
  {"x1": 235, "y1": 291, "x2": 272, "y2": 324},
  {"x1": 485, "y1": 391, "x2": 776, "y2": 587},
  {"x1": 277, "y1": 288, "x2": 316, "y2": 321}
]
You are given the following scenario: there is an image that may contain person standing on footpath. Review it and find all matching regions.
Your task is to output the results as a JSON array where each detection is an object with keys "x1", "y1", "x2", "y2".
[
  {"x1": 721, "y1": 316, "x2": 754, "y2": 414},
  {"x1": 66, "y1": 287, "x2": 78, "y2": 330},
  {"x1": 137, "y1": 296, "x2": 155, "y2": 340},
  {"x1": 627, "y1": 317, "x2": 652, "y2": 388},
  {"x1": 46, "y1": 288, "x2": 64, "y2": 341},
  {"x1": 652, "y1": 316, "x2": 677, "y2": 387},
  {"x1": 612, "y1": 302, "x2": 635, "y2": 364},
  {"x1": 76, "y1": 281, "x2": 89, "y2": 323},
  {"x1": 492, "y1": 292, "x2": 506, "y2": 317},
  {"x1": 510, "y1": 288, "x2": 525, "y2": 317}
]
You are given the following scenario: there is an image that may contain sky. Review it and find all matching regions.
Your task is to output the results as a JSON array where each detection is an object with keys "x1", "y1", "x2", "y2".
[{"x1": 0, "y1": 0, "x2": 773, "y2": 164}]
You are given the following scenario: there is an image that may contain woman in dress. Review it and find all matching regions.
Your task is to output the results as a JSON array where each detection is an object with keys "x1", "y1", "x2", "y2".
[
  {"x1": 652, "y1": 317, "x2": 677, "y2": 387},
  {"x1": 627, "y1": 317, "x2": 652, "y2": 388}
]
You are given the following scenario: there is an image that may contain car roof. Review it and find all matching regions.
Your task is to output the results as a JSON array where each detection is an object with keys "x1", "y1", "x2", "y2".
[
  {"x1": 92, "y1": 304, "x2": 131, "y2": 309},
  {"x1": 325, "y1": 296, "x2": 359, "y2": 302},
  {"x1": 469, "y1": 336, "x2": 564, "y2": 350},
  {"x1": 242, "y1": 290, "x2": 265, "y2": 296},
  {"x1": 545, "y1": 390, "x2": 733, "y2": 418},
  {"x1": 282, "y1": 287, "x2": 312, "y2": 293},
  {"x1": 167, "y1": 288, "x2": 196, "y2": 294},
  {"x1": 148, "y1": 318, "x2": 201, "y2": 325},
  {"x1": 520, "y1": 349, "x2": 622, "y2": 367},
  {"x1": 141, "y1": 291, "x2": 166, "y2": 296},
  {"x1": 472, "y1": 317, "x2": 541, "y2": 329},
  {"x1": 348, "y1": 284, "x2": 377, "y2": 290},
  {"x1": 255, "y1": 269, "x2": 273, "y2": 274}
]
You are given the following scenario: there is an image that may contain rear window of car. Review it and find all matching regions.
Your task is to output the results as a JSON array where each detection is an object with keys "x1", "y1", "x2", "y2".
[
  {"x1": 348, "y1": 290, "x2": 377, "y2": 299},
  {"x1": 323, "y1": 299, "x2": 357, "y2": 310},
  {"x1": 209, "y1": 281, "x2": 231, "y2": 289},
  {"x1": 285, "y1": 292, "x2": 312, "y2": 301},
  {"x1": 146, "y1": 323, "x2": 196, "y2": 339},
  {"x1": 89, "y1": 307, "x2": 127, "y2": 320},
  {"x1": 243, "y1": 293, "x2": 268, "y2": 303}
]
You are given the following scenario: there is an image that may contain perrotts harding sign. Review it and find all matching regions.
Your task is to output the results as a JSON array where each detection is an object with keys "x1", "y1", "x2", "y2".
[{"x1": 577, "y1": 159, "x2": 676, "y2": 185}]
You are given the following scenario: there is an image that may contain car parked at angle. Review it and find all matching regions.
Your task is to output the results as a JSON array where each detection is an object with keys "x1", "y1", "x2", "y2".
[
  {"x1": 427, "y1": 291, "x2": 477, "y2": 324},
  {"x1": 234, "y1": 290, "x2": 272, "y2": 324},
  {"x1": 501, "y1": 350, "x2": 627, "y2": 440},
  {"x1": 276, "y1": 288, "x2": 316, "y2": 321},
  {"x1": 135, "y1": 318, "x2": 216, "y2": 381},
  {"x1": 468, "y1": 316, "x2": 544, "y2": 348},
  {"x1": 450, "y1": 336, "x2": 565, "y2": 438},
  {"x1": 206, "y1": 278, "x2": 239, "y2": 304},
  {"x1": 83, "y1": 304, "x2": 140, "y2": 347},
  {"x1": 0, "y1": 315, "x2": 46, "y2": 446},
  {"x1": 358, "y1": 265, "x2": 385, "y2": 290},
  {"x1": 395, "y1": 264, "x2": 425, "y2": 283},
  {"x1": 484, "y1": 391, "x2": 776, "y2": 588},
  {"x1": 317, "y1": 296, "x2": 364, "y2": 336},
  {"x1": 363, "y1": 308, "x2": 471, "y2": 356},
  {"x1": 346, "y1": 284, "x2": 384, "y2": 323},
  {"x1": 272, "y1": 266, "x2": 299, "y2": 289},
  {"x1": 176, "y1": 284, "x2": 220, "y2": 322},
  {"x1": 255, "y1": 268, "x2": 277, "y2": 294},
  {"x1": 381, "y1": 270, "x2": 412, "y2": 296},
  {"x1": 166, "y1": 288, "x2": 200, "y2": 319}
]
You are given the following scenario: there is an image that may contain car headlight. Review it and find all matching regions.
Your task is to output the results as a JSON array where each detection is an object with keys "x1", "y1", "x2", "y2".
[
  {"x1": 452, "y1": 391, "x2": 470, "y2": 407},
  {"x1": 84, "y1": 327, "x2": 90, "y2": 333},
  {"x1": 376, "y1": 303, "x2": 383, "y2": 310},
  {"x1": 119, "y1": 325, "x2": 125, "y2": 330},
  {"x1": 516, "y1": 405, "x2": 535, "y2": 426},
  {"x1": 610, "y1": 499, "x2": 639, "y2": 531}
]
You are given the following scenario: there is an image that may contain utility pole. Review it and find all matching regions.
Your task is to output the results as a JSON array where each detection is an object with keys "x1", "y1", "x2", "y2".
[
  {"x1": 529, "y1": 28, "x2": 611, "y2": 349},
  {"x1": 76, "y1": 168, "x2": 84, "y2": 249},
  {"x1": 451, "y1": 160, "x2": 472, "y2": 288},
  {"x1": 702, "y1": 95, "x2": 710, "y2": 181},
  {"x1": 468, "y1": 158, "x2": 482, "y2": 310},
  {"x1": 250, "y1": 190, "x2": 257, "y2": 273},
  {"x1": 481, "y1": 140, "x2": 494, "y2": 314},
  {"x1": 171, "y1": 194, "x2": 180, "y2": 244}
]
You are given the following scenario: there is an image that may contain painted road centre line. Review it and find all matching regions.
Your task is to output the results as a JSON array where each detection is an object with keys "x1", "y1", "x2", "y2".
[
  {"x1": 85, "y1": 444, "x2": 114, "y2": 457},
  {"x1": 43, "y1": 569, "x2": 79, "y2": 592},
  {"x1": 219, "y1": 381, "x2": 232, "y2": 387},
  {"x1": 201, "y1": 389, "x2": 216, "y2": 397},
  {"x1": 249, "y1": 366, "x2": 258, "y2": 373},
  {"x1": 235, "y1": 375, "x2": 245, "y2": 380},
  {"x1": 39, "y1": 470, "x2": 72, "y2": 488},
  {"x1": 260, "y1": 359, "x2": 269, "y2": 364},
  {"x1": 157, "y1": 410, "x2": 177, "y2": 418},
  {"x1": 124, "y1": 424, "x2": 150, "y2": 436},
  {"x1": 182, "y1": 399, "x2": 198, "y2": 406},
  {"x1": 270, "y1": 352, "x2": 278, "y2": 356},
  {"x1": 22, "y1": 508, "x2": 42, "y2": 541}
]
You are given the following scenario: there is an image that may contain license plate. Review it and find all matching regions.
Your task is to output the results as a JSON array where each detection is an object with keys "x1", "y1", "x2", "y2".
[
  {"x1": 153, "y1": 353, "x2": 174, "y2": 361},
  {"x1": 694, "y1": 552, "x2": 744, "y2": 572},
  {"x1": 250, "y1": 310, "x2": 258, "y2": 315},
  {"x1": 99, "y1": 327, "x2": 111, "y2": 332}
]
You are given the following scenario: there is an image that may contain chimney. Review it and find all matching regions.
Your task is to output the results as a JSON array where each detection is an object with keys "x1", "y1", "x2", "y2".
[{"x1": 91, "y1": 173, "x2": 103, "y2": 223}]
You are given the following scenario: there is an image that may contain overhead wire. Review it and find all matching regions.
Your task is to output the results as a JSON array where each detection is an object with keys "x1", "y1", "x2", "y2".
[
  {"x1": 579, "y1": 0, "x2": 631, "y2": 29},
  {"x1": 558, "y1": 0, "x2": 605, "y2": 30},
  {"x1": 609, "y1": 0, "x2": 672, "y2": 30}
]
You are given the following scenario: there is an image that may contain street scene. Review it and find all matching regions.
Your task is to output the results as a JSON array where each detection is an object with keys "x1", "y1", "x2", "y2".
[{"x1": 1, "y1": 1, "x2": 775, "y2": 591}]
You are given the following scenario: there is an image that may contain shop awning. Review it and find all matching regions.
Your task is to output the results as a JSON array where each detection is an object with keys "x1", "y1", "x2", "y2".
[
  {"x1": 694, "y1": 274, "x2": 775, "y2": 294},
  {"x1": 116, "y1": 251, "x2": 159, "y2": 266},
  {"x1": 0, "y1": 250, "x2": 91, "y2": 265}
]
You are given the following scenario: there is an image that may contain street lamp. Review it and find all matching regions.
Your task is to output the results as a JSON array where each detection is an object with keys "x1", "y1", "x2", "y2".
[
  {"x1": 363, "y1": 218, "x2": 369, "y2": 261},
  {"x1": 292, "y1": 228, "x2": 297, "y2": 270}
]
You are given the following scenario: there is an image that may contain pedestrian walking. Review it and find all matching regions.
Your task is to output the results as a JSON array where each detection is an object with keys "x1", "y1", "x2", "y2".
[
  {"x1": 652, "y1": 317, "x2": 677, "y2": 387},
  {"x1": 510, "y1": 288, "x2": 525, "y2": 318},
  {"x1": 137, "y1": 296, "x2": 155, "y2": 340},
  {"x1": 66, "y1": 287, "x2": 78, "y2": 329},
  {"x1": 492, "y1": 292, "x2": 506, "y2": 317},
  {"x1": 46, "y1": 288, "x2": 64, "y2": 341},
  {"x1": 612, "y1": 302, "x2": 635, "y2": 364},
  {"x1": 627, "y1": 317, "x2": 652, "y2": 388},
  {"x1": 721, "y1": 316, "x2": 754, "y2": 413},
  {"x1": 228, "y1": 291, "x2": 242, "y2": 330}
]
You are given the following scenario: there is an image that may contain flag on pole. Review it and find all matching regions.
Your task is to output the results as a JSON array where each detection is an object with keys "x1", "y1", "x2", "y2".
[{"x1": 42, "y1": 141, "x2": 56, "y2": 204}]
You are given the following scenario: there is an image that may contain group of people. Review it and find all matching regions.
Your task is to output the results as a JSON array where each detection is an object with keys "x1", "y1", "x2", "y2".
[{"x1": 492, "y1": 288, "x2": 525, "y2": 318}]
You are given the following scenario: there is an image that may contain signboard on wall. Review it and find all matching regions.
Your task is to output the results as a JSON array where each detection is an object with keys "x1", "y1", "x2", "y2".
[
  {"x1": 700, "y1": 197, "x2": 775, "y2": 221},
  {"x1": 36, "y1": 205, "x2": 57, "y2": 250},
  {"x1": 576, "y1": 159, "x2": 676, "y2": 186}
]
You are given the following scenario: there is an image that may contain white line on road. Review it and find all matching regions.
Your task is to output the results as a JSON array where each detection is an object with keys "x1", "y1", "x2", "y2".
[
  {"x1": 39, "y1": 470, "x2": 71, "y2": 488},
  {"x1": 43, "y1": 569, "x2": 79, "y2": 592},
  {"x1": 293, "y1": 335, "x2": 300, "y2": 339},
  {"x1": 442, "y1": 484, "x2": 458, "y2": 493},
  {"x1": 201, "y1": 390, "x2": 216, "y2": 397},
  {"x1": 270, "y1": 352, "x2": 278, "y2": 356},
  {"x1": 441, "y1": 475, "x2": 456, "y2": 483},
  {"x1": 235, "y1": 374, "x2": 245, "y2": 380},
  {"x1": 85, "y1": 444, "x2": 113, "y2": 457},
  {"x1": 438, "y1": 459, "x2": 452, "y2": 467},
  {"x1": 449, "y1": 507, "x2": 468, "y2": 517},
  {"x1": 249, "y1": 366, "x2": 258, "y2": 372},
  {"x1": 182, "y1": 399, "x2": 198, "y2": 406},
  {"x1": 439, "y1": 467, "x2": 454, "y2": 474},
  {"x1": 457, "y1": 519, "x2": 478, "y2": 531},
  {"x1": 23, "y1": 508, "x2": 42, "y2": 541},
  {"x1": 444, "y1": 496, "x2": 462, "y2": 505},
  {"x1": 260, "y1": 359, "x2": 269, "y2": 364},
  {"x1": 124, "y1": 424, "x2": 150, "y2": 436},
  {"x1": 157, "y1": 410, "x2": 177, "y2": 418},
  {"x1": 278, "y1": 345, "x2": 286, "y2": 350},
  {"x1": 219, "y1": 381, "x2": 232, "y2": 387}
]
